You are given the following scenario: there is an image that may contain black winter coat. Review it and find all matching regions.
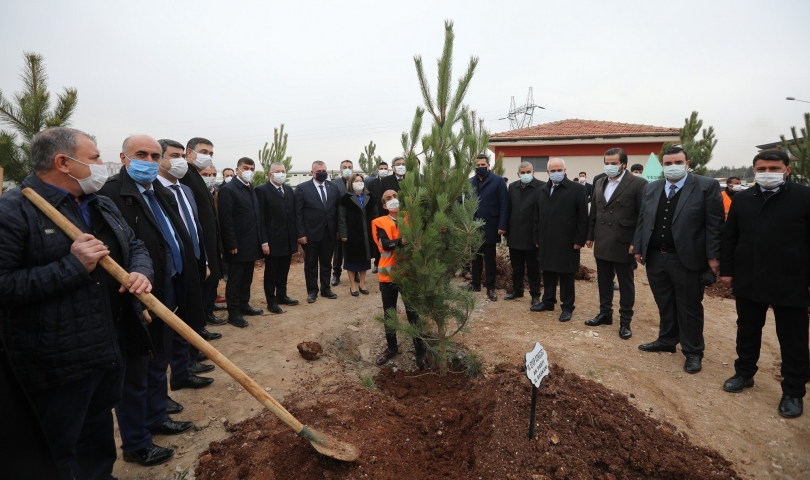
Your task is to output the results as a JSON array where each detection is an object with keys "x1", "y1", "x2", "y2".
[
  {"x1": 505, "y1": 178, "x2": 543, "y2": 250},
  {"x1": 470, "y1": 172, "x2": 510, "y2": 244},
  {"x1": 338, "y1": 192, "x2": 378, "y2": 263},
  {"x1": 720, "y1": 182, "x2": 810, "y2": 307},
  {"x1": 180, "y1": 166, "x2": 223, "y2": 280},
  {"x1": 219, "y1": 178, "x2": 265, "y2": 263},
  {"x1": 256, "y1": 181, "x2": 297, "y2": 257},
  {"x1": 0, "y1": 174, "x2": 153, "y2": 392},
  {"x1": 100, "y1": 167, "x2": 206, "y2": 354},
  {"x1": 533, "y1": 177, "x2": 589, "y2": 273}
]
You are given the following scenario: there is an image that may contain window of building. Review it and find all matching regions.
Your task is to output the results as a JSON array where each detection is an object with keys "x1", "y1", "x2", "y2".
[{"x1": 522, "y1": 156, "x2": 549, "y2": 171}]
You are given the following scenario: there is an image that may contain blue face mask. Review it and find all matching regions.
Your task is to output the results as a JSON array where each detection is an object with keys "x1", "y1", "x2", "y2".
[
  {"x1": 315, "y1": 172, "x2": 329, "y2": 182},
  {"x1": 127, "y1": 159, "x2": 159, "y2": 185},
  {"x1": 519, "y1": 173, "x2": 534, "y2": 184},
  {"x1": 475, "y1": 166, "x2": 489, "y2": 177},
  {"x1": 549, "y1": 172, "x2": 565, "y2": 184}
]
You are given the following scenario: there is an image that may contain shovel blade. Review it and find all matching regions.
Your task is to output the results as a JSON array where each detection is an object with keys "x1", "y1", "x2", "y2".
[{"x1": 298, "y1": 425, "x2": 360, "y2": 462}]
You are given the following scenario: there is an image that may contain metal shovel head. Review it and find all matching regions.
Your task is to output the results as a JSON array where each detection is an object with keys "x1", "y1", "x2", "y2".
[{"x1": 298, "y1": 425, "x2": 360, "y2": 462}]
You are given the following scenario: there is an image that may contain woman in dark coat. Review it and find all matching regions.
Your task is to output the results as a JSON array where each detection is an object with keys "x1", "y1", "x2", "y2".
[{"x1": 338, "y1": 173, "x2": 378, "y2": 296}]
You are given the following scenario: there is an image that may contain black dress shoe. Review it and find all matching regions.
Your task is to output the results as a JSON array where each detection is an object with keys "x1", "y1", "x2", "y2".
[
  {"x1": 196, "y1": 352, "x2": 209, "y2": 362},
  {"x1": 268, "y1": 303, "x2": 284, "y2": 314},
  {"x1": 213, "y1": 304, "x2": 228, "y2": 311},
  {"x1": 465, "y1": 283, "x2": 481, "y2": 292},
  {"x1": 372, "y1": 266, "x2": 378, "y2": 274},
  {"x1": 619, "y1": 323, "x2": 632, "y2": 339},
  {"x1": 486, "y1": 288, "x2": 498, "y2": 301},
  {"x1": 122, "y1": 444, "x2": 174, "y2": 466},
  {"x1": 307, "y1": 293, "x2": 317, "y2": 303},
  {"x1": 170, "y1": 375, "x2": 214, "y2": 391},
  {"x1": 505, "y1": 291, "x2": 523, "y2": 300},
  {"x1": 359, "y1": 288, "x2": 369, "y2": 295},
  {"x1": 321, "y1": 289, "x2": 338, "y2": 299},
  {"x1": 188, "y1": 361, "x2": 215, "y2": 374},
  {"x1": 638, "y1": 341, "x2": 676, "y2": 353},
  {"x1": 331, "y1": 274, "x2": 340, "y2": 286},
  {"x1": 206, "y1": 313, "x2": 227, "y2": 325},
  {"x1": 684, "y1": 356, "x2": 702, "y2": 374},
  {"x1": 166, "y1": 397, "x2": 183, "y2": 414},
  {"x1": 723, "y1": 375, "x2": 754, "y2": 393},
  {"x1": 530, "y1": 302, "x2": 554, "y2": 312},
  {"x1": 354, "y1": 272, "x2": 360, "y2": 282},
  {"x1": 228, "y1": 313, "x2": 249, "y2": 328},
  {"x1": 278, "y1": 296, "x2": 299, "y2": 306},
  {"x1": 584, "y1": 313, "x2": 613, "y2": 326},
  {"x1": 350, "y1": 290, "x2": 359, "y2": 297},
  {"x1": 375, "y1": 348, "x2": 397, "y2": 366},
  {"x1": 559, "y1": 311, "x2": 572, "y2": 322},
  {"x1": 200, "y1": 328, "x2": 222, "y2": 341},
  {"x1": 778, "y1": 395, "x2": 803, "y2": 419},
  {"x1": 240, "y1": 306, "x2": 263, "y2": 316},
  {"x1": 148, "y1": 418, "x2": 194, "y2": 436},
  {"x1": 531, "y1": 295, "x2": 541, "y2": 306}
]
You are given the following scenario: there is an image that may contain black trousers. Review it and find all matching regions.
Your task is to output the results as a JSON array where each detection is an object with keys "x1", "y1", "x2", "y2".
[
  {"x1": 595, "y1": 257, "x2": 635, "y2": 323},
  {"x1": 645, "y1": 251, "x2": 705, "y2": 357},
  {"x1": 734, "y1": 297, "x2": 809, "y2": 398},
  {"x1": 226, "y1": 261, "x2": 256, "y2": 313},
  {"x1": 380, "y1": 281, "x2": 425, "y2": 358},
  {"x1": 541, "y1": 271, "x2": 575, "y2": 312},
  {"x1": 471, "y1": 243, "x2": 497, "y2": 289},
  {"x1": 264, "y1": 254, "x2": 293, "y2": 304},
  {"x1": 27, "y1": 365, "x2": 123, "y2": 480},
  {"x1": 332, "y1": 238, "x2": 343, "y2": 276},
  {"x1": 201, "y1": 274, "x2": 218, "y2": 315},
  {"x1": 305, "y1": 237, "x2": 336, "y2": 295},
  {"x1": 508, "y1": 247, "x2": 540, "y2": 296}
]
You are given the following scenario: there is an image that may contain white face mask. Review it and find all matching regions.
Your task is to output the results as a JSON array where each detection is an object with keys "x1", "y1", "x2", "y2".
[
  {"x1": 378, "y1": 168, "x2": 389, "y2": 178},
  {"x1": 240, "y1": 170, "x2": 254, "y2": 183},
  {"x1": 632, "y1": 172, "x2": 643, "y2": 177},
  {"x1": 352, "y1": 181, "x2": 365, "y2": 192},
  {"x1": 67, "y1": 156, "x2": 108, "y2": 194},
  {"x1": 603, "y1": 164, "x2": 621, "y2": 178},
  {"x1": 224, "y1": 176, "x2": 232, "y2": 183},
  {"x1": 578, "y1": 177, "x2": 587, "y2": 184},
  {"x1": 519, "y1": 173, "x2": 533, "y2": 184},
  {"x1": 341, "y1": 168, "x2": 353, "y2": 179},
  {"x1": 386, "y1": 198, "x2": 400, "y2": 211},
  {"x1": 394, "y1": 165, "x2": 406, "y2": 176},
  {"x1": 203, "y1": 176, "x2": 217, "y2": 187},
  {"x1": 161, "y1": 158, "x2": 188, "y2": 179},
  {"x1": 755, "y1": 172, "x2": 786, "y2": 190},
  {"x1": 192, "y1": 151, "x2": 214, "y2": 170},
  {"x1": 663, "y1": 164, "x2": 687, "y2": 181},
  {"x1": 730, "y1": 184, "x2": 742, "y2": 192},
  {"x1": 272, "y1": 172, "x2": 287, "y2": 185}
]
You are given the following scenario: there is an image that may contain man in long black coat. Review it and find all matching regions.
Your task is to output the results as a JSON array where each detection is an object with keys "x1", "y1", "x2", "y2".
[
  {"x1": 256, "y1": 162, "x2": 299, "y2": 314},
  {"x1": 531, "y1": 158, "x2": 588, "y2": 322},
  {"x1": 719, "y1": 149, "x2": 810, "y2": 419},
  {"x1": 218, "y1": 157, "x2": 267, "y2": 328},
  {"x1": 505, "y1": 162, "x2": 542, "y2": 305}
]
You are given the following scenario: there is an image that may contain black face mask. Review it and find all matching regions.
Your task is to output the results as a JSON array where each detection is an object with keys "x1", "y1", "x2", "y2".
[
  {"x1": 315, "y1": 172, "x2": 329, "y2": 182},
  {"x1": 475, "y1": 166, "x2": 489, "y2": 177}
]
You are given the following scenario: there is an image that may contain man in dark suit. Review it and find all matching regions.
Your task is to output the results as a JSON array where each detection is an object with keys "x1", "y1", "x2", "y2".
[
  {"x1": 504, "y1": 161, "x2": 543, "y2": 305},
  {"x1": 295, "y1": 160, "x2": 341, "y2": 303},
  {"x1": 256, "y1": 162, "x2": 299, "y2": 314},
  {"x1": 720, "y1": 149, "x2": 810, "y2": 419},
  {"x1": 578, "y1": 172, "x2": 594, "y2": 201},
  {"x1": 331, "y1": 159, "x2": 354, "y2": 286},
  {"x1": 466, "y1": 154, "x2": 509, "y2": 301},
  {"x1": 218, "y1": 157, "x2": 267, "y2": 328},
  {"x1": 585, "y1": 147, "x2": 648, "y2": 339},
  {"x1": 531, "y1": 158, "x2": 588, "y2": 322},
  {"x1": 101, "y1": 135, "x2": 213, "y2": 467},
  {"x1": 380, "y1": 156, "x2": 408, "y2": 194},
  {"x1": 633, "y1": 145, "x2": 724, "y2": 374}
]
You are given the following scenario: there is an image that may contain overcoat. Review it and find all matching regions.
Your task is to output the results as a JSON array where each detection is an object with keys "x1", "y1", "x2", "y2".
[
  {"x1": 256, "y1": 181, "x2": 297, "y2": 257},
  {"x1": 505, "y1": 177, "x2": 543, "y2": 250},
  {"x1": 338, "y1": 191, "x2": 378, "y2": 263},
  {"x1": 180, "y1": 166, "x2": 223, "y2": 280},
  {"x1": 470, "y1": 172, "x2": 510, "y2": 244},
  {"x1": 533, "y1": 177, "x2": 589, "y2": 273},
  {"x1": 587, "y1": 172, "x2": 648, "y2": 263},
  {"x1": 218, "y1": 177, "x2": 265, "y2": 263}
]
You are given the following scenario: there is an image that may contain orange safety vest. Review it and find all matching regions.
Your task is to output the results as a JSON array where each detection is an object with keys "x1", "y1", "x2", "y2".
[
  {"x1": 721, "y1": 190, "x2": 732, "y2": 221},
  {"x1": 371, "y1": 215, "x2": 399, "y2": 283}
]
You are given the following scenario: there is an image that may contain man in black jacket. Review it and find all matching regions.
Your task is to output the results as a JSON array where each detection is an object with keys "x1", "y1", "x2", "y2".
[
  {"x1": 719, "y1": 149, "x2": 810, "y2": 419},
  {"x1": 257, "y1": 162, "x2": 299, "y2": 314},
  {"x1": 0, "y1": 127, "x2": 153, "y2": 479},
  {"x1": 219, "y1": 157, "x2": 267, "y2": 327},
  {"x1": 505, "y1": 161, "x2": 543, "y2": 305},
  {"x1": 331, "y1": 159, "x2": 354, "y2": 286}
]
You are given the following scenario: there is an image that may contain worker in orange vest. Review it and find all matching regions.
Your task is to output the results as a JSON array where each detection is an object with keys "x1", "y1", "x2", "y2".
[
  {"x1": 721, "y1": 177, "x2": 743, "y2": 221},
  {"x1": 371, "y1": 189, "x2": 431, "y2": 370}
]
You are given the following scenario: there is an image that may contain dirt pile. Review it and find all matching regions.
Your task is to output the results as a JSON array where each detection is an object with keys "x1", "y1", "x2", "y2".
[
  {"x1": 494, "y1": 251, "x2": 594, "y2": 292},
  {"x1": 196, "y1": 364, "x2": 737, "y2": 480},
  {"x1": 705, "y1": 281, "x2": 734, "y2": 299}
]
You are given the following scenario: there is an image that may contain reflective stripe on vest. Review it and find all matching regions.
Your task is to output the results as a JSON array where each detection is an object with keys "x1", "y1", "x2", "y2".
[{"x1": 380, "y1": 251, "x2": 393, "y2": 258}]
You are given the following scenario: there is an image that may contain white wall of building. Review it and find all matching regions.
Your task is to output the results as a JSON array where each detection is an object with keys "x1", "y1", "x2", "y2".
[{"x1": 502, "y1": 154, "x2": 655, "y2": 183}]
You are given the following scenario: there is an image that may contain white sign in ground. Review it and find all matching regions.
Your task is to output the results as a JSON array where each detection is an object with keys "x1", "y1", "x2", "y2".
[{"x1": 525, "y1": 342, "x2": 549, "y2": 388}]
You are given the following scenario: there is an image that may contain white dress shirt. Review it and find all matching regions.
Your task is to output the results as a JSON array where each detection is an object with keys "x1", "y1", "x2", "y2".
[
  {"x1": 157, "y1": 176, "x2": 199, "y2": 240},
  {"x1": 604, "y1": 169, "x2": 626, "y2": 202}
]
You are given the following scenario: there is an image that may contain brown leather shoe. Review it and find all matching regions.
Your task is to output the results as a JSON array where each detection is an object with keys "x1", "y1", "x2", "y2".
[{"x1": 375, "y1": 348, "x2": 397, "y2": 366}]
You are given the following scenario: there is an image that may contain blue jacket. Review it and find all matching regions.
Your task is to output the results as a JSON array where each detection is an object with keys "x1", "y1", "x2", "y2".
[{"x1": 470, "y1": 172, "x2": 510, "y2": 244}]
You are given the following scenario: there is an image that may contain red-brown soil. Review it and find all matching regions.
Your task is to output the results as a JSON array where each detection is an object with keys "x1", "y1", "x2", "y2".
[
  {"x1": 196, "y1": 364, "x2": 737, "y2": 480},
  {"x1": 297, "y1": 341, "x2": 323, "y2": 360}
]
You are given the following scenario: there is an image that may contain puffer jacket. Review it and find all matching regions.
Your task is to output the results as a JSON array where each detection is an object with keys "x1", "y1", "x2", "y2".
[{"x1": 0, "y1": 174, "x2": 154, "y2": 393}]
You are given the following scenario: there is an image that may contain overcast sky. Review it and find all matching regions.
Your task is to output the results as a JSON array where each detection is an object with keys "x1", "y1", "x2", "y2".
[{"x1": 2, "y1": 0, "x2": 809, "y2": 173}]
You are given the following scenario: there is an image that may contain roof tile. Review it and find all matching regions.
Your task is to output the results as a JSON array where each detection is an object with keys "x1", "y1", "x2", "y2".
[{"x1": 491, "y1": 119, "x2": 680, "y2": 139}]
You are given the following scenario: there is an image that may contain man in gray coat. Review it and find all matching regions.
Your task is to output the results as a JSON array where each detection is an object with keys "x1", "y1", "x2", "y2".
[
  {"x1": 504, "y1": 161, "x2": 543, "y2": 305},
  {"x1": 633, "y1": 145, "x2": 724, "y2": 374},
  {"x1": 585, "y1": 148, "x2": 647, "y2": 339}
]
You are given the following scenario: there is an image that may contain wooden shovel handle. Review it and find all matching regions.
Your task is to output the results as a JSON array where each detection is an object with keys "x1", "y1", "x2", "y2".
[{"x1": 21, "y1": 188, "x2": 305, "y2": 433}]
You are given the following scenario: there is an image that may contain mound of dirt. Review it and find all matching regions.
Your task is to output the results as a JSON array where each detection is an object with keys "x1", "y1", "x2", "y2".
[
  {"x1": 297, "y1": 341, "x2": 323, "y2": 360},
  {"x1": 705, "y1": 281, "x2": 734, "y2": 299},
  {"x1": 196, "y1": 364, "x2": 737, "y2": 479}
]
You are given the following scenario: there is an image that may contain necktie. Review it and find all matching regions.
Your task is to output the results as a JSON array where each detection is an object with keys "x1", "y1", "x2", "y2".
[
  {"x1": 143, "y1": 189, "x2": 183, "y2": 274},
  {"x1": 763, "y1": 190, "x2": 774, "y2": 199},
  {"x1": 318, "y1": 184, "x2": 326, "y2": 204},
  {"x1": 668, "y1": 184, "x2": 677, "y2": 199},
  {"x1": 278, "y1": 186, "x2": 284, "y2": 197},
  {"x1": 170, "y1": 185, "x2": 200, "y2": 259}
]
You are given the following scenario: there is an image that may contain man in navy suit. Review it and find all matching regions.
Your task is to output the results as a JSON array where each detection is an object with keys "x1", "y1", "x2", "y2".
[{"x1": 295, "y1": 160, "x2": 341, "y2": 303}]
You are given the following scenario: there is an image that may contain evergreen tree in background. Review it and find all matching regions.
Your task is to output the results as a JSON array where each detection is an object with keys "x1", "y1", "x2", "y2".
[
  {"x1": 358, "y1": 140, "x2": 382, "y2": 176},
  {"x1": 780, "y1": 113, "x2": 810, "y2": 186},
  {"x1": 258, "y1": 124, "x2": 293, "y2": 174},
  {"x1": 0, "y1": 52, "x2": 78, "y2": 183},
  {"x1": 384, "y1": 20, "x2": 487, "y2": 376},
  {"x1": 493, "y1": 151, "x2": 505, "y2": 176},
  {"x1": 659, "y1": 111, "x2": 717, "y2": 175}
]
